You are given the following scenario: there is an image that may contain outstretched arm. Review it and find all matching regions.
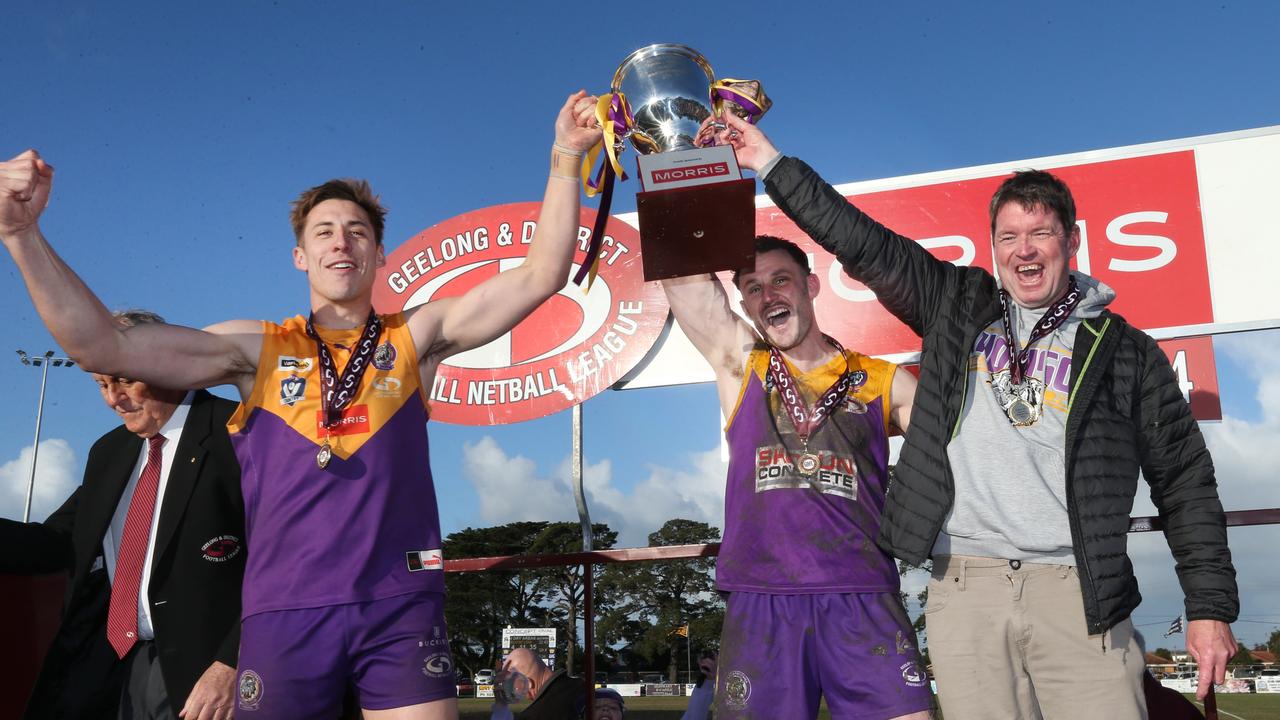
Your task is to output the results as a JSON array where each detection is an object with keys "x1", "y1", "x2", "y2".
[
  {"x1": 0, "y1": 151, "x2": 260, "y2": 392},
  {"x1": 661, "y1": 273, "x2": 758, "y2": 417},
  {"x1": 408, "y1": 91, "x2": 602, "y2": 362},
  {"x1": 715, "y1": 113, "x2": 969, "y2": 337}
]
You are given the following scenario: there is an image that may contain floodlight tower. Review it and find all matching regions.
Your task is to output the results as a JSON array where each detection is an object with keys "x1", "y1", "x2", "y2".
[{"x1": 16, "y1": 350, "x2": 75, "y2": 522}]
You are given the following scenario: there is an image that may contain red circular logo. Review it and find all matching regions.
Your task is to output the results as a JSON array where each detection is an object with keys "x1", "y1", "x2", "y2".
[{"x1": 374, "y1": 203, "x2": 668, "y2": 425}]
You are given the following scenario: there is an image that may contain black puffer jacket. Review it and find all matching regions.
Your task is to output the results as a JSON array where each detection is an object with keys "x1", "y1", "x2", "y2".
[{"x1": 764, "y1": 157, "x2": 1238, "y2": 633}]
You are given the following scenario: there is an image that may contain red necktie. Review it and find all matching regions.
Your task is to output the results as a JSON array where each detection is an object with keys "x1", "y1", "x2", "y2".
[{"x1": 106, "y1": 434, "x2": 165, "y2": 658}]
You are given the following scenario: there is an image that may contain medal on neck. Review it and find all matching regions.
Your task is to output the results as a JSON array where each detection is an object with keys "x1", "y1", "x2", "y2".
[
  {"x1": 766, "y1": 336, "x2": 853, "y2": 478},
  {"x1": 997, "y1": 276, "x2": 1081, "y2": 427},
  {"x1": 306, "y1": 311, "x2": 383, "y2": 469}
]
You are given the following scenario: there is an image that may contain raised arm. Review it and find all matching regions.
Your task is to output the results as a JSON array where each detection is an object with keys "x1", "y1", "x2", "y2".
[
  {"x1": 716, "y1": 113, "x2": 974, "y2": 337},
  {"x1": 661, "y1": 273, "x2": 758, "y2": 417},
  {"x1": 0, "y1": 151, "x2": 261, "y2": 392},
  {"x1": 407, "y1": 92, "x2": 602, "y2": 363}
]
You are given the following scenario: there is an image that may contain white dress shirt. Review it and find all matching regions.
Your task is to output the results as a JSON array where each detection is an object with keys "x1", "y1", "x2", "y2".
[{"x1": 102, "y1": 391, "x2": 194, "y2": 641}]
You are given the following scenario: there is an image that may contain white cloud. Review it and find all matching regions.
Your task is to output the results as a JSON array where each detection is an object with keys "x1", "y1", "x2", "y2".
[
  {"x1": 460, "y1": 435, "x2": 726, "y2": 548},
  {"x1": 462, "y1": 436, "x2": 577, "y2": 525},
  {"x1": 0, "y1": 439, "x2": 80, "y2": 522}
]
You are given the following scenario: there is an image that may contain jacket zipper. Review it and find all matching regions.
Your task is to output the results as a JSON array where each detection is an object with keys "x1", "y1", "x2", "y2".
[{"x1": 1064, "y1": 316, "x2": 1111, "y2": 632}]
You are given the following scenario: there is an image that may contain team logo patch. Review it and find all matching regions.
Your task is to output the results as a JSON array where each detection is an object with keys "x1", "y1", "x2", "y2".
[
  {"x1": 900, "y1": 661, "x2": 927, "y2": 687},
  {"x1": 373, "y1": 341, "x2": 397, "y2": 371},
  {"x1": 724, "y1": 670, "x2": 752, "y2": 708},
  {"x1": 372, "y1": 376, "x2": 402, "y2": 398},
  {"x1": 276, "y1": 355, "x2": 314, "y2": 373},
  {"x1": 238, "y1": 669, "x2": 263, "y2": 710},
  {"x1": 849, "y1": 369, "x2": 868, "y2": 389},
  {"x1": 406, "y1": 548, "x2": 443, "y2": 572},
  {"x1": 201, "y1": 535, "x2": 242, "y2": 562},
  {"x1": 280, "y1": 374, "x2": 306, "y2": 406},
  {"x1": 422, "y1": 651, "x2": 454, "y2": 678}
]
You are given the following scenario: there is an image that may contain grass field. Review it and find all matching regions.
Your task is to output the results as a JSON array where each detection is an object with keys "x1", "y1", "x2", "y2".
[{"x1": 457, "y1": 693, "x2": 1280, "y2": 719}]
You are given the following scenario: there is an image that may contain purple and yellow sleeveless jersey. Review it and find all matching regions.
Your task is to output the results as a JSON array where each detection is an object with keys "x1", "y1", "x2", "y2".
[
  {"x1": 716, "y1": 346, "x2": 901, "y2": 594},
  {"x1": 228, "y1": 314, "x2": 442, "y2": 618}
]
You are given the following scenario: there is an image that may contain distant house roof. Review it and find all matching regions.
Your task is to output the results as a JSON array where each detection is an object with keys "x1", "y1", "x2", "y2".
[
  {"x1": 1250, "y1": 650, "x2": 1277, "y2": 664},
  {"x1": 1146, "y1": 653, "x2": 1175, "y2": 665}
]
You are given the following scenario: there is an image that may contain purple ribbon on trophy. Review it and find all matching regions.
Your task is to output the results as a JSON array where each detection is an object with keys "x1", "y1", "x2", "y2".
[
  {"x1": 574, "y1": 91, "x2": 635, "y2": 289},
  {"x1": 711, "y1": 78, "x2": 772, "y2": 124}
]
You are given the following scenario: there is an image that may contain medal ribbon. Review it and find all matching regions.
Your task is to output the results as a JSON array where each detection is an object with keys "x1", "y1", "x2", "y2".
[
  {"x1": 710, "y1": 78, "x2": 771, "y2": 125},
  {"x1": 998, "y1": 276, "x2": 1082, "y2": 386},
  {"x1": 573, "y1": 91, "x2": 635, "y2": 291},
  {"x1": 306, "y1": 311, "x2": 383, "y2": 432},
  {"x1": 766, "y1": 337, "x2": 854, "y2": 442}
]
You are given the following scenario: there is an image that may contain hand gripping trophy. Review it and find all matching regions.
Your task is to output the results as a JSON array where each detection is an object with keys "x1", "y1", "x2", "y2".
[{"x1": 571, "y1": 44, "x2": 771, "y2": 286}]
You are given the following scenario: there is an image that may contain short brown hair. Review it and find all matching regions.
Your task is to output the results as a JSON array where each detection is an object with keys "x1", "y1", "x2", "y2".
[
  {"x1": 989, "y1": 170, "x2": 1076, "y2": 237},
  {"x1": 290, "y1": 179, "x2": 388, "y2": 246},
  {"x1": 732, "y1": 235, "x2": 811, "y2": 288}
]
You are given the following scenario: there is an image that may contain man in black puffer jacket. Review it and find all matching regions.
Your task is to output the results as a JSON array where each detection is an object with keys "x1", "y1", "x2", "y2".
[{"x1": 706, "y1": 113, "x2": 1238, "y2": 720}]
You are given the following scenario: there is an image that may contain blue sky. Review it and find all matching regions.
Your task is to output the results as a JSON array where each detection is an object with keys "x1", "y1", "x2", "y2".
[{"x1": 3, "y1": 2, "x2": 1279, "y2": 646}]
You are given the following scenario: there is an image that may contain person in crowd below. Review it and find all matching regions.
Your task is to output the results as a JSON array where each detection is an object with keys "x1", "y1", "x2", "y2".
[
  {"x1": 0, "y1": 309, "x2": 245, "y2": 720},
  {"x1": 490, "y1": 648, "x2": 582, "y2": 720},
  {"x1": 589, "y1": 687, "x2": 626, "y2": 720},
  {"x1": 662, "y1": 231, "x2": 929, "y2": 720},
  {"x1": 0, "y1": 91, "x2": 602, "y2": 720},
  {"x1": 705, "y1": 110, "x2": 1239, "y2": 720},
  {"x1": 680, "y1": 652, "x2": 716, "y2": 720}
]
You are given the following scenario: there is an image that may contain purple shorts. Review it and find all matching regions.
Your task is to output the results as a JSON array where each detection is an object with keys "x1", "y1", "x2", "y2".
[
  {"x1": 716, "y1": 591, "x2": 933, "y2": 720},
  {"x1": 236, "y1": 591, "x2": 457, "y2": 716}
]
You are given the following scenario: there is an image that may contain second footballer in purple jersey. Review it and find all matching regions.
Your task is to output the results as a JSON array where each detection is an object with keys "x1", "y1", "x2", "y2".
[
  {"x1": 0, "y1": 94, "x2": 603, "y2": 720},
  {"x1": 663, "y1": 236, "x2": 932, "y2": 720}
]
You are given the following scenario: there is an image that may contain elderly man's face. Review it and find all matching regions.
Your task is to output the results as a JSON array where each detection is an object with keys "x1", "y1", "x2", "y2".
[
  {"x1": 92, "y1": 375, "x2": 183, "y2": 437},
  {"x1": 594, "y1": 697, "x2": 623, "y2": 720}
]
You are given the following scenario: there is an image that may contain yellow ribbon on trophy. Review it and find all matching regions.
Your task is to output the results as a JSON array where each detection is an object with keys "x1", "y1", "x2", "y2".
[{"x1": 572, "y1": 91, "x2": 636, "y2": 290}]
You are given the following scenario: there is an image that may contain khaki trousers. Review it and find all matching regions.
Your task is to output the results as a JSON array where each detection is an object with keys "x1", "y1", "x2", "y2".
[{"x1": 926, "y1": 555, "x2": 1146, "y2": 720}]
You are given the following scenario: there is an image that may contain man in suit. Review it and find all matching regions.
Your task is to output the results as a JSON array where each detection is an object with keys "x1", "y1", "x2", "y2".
[{"x1": 0, "y1": 309, "x2": 245, "y2": 720}]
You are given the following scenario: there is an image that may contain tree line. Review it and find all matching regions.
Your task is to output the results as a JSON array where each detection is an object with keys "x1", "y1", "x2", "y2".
[{"x1": 442, "y1": 518, "x2": 725, "y2": 683}]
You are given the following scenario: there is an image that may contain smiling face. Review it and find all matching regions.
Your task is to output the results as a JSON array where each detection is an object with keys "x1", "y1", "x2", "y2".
[
  {"x1": 737, "y1": 248, "x2": 820, "y2": 351},
  {"x1": 91, "y1": 375, "x2": 184, "y2": 437},
  {"x1": 992, "y1": 201, "x2": 1080, "y2": 309},
  {"x1": 292, "y1": 198, "x2": 385, "y2": 310}
]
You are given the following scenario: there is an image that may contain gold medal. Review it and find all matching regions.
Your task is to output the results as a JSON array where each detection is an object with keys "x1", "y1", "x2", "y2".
[
  {"x1": 316, "y1": 441, "x2": 333, "y2": 469},
  {"x1": 797, "y1": 452, "x2": 821, "y2": 477}
]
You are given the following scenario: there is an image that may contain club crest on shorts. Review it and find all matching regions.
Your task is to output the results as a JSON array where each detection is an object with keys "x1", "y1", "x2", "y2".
[
  {"x1": 280, "y1": 373, "x2": 306, "y2": 406},
  {"x1": 238, "y1": 669, "x2": 264, "y2": 710},
  {"x1": 900, "y1": 661, "x2": 927, "y2": 687},
  {"x1": 373, "y1": 340, "x2": 397, "y2": 371},
  {"x1": 421, "y1": 651, "x2": 454, "y2": 678},
  {"x1": 724, "y1": 670, "x2": 752, "y2": 708}
]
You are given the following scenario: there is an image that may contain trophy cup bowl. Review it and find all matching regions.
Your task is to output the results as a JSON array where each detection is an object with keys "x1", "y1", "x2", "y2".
[{"x1": 612, "y1": 44, "x2": 716, "y2": 155}]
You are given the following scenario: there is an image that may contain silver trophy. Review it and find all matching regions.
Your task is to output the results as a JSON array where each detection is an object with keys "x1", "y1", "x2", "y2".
[{"x1": 612, "y1": 44, "x2": 717, "y2": 155}]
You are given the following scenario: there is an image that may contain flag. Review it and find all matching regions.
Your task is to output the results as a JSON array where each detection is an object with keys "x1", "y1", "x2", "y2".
[
  {"x1": 670, "y1": 624, "x2": 689, "y2": 638},
  {"x1": 1164, "y1": 615, "x2": 1184, "y2": 637}
]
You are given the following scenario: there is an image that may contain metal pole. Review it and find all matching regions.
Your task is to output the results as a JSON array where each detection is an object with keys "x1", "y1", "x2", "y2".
[
  {"x1": 572, "y1": 403, "x2": 591, "y2": 551},
  {"x1": 571, "y1": 402, "x2": 596, "y2": 719},
  {"x1": 686, "y1": 626, "x2": 692, "y2": 689},
  {"x1": 23, "y1": 357, "x2": 51, "y2": 523}
]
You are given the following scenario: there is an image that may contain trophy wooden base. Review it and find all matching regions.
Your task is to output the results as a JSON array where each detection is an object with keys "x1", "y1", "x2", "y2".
[{"x1": 635, "y1": 178, "x2": 757, "y2": 281}]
